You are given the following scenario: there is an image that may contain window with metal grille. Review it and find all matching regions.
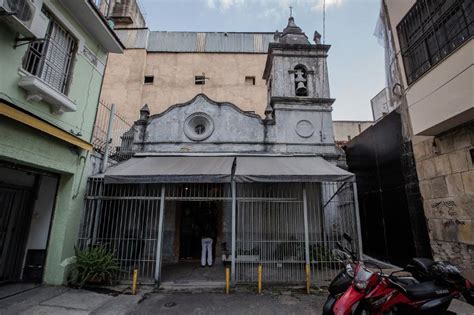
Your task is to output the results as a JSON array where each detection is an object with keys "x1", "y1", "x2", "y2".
[
  {"x1": 397, "y1": 0, "x2": 472, "y2": 85},
  {"x1": 22, "y1": 10, "x2": 76, "y2": 94}
]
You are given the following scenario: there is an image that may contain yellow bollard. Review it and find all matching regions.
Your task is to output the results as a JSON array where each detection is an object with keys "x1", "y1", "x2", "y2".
[
  {"x1": 225, "y1": 266, "x2": 230, "y2": 294},
  {"x1": 305, "y1": 263, "x2": 311, "y2": 294},
  {"x1": 132, "y1": 269, "x2": 138, "y2": 295},
  {"x1": 257, "y1": 264, "x2": 262, "y2": 294}
]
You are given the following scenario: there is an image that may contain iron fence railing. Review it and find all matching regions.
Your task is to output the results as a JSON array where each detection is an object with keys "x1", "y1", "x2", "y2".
[
  {"x1": 79, "y1": 180, "x2": 361, "y2": 286},
  {"x1": 92, "y1": 101, "x2": 136, "y2": 168}
]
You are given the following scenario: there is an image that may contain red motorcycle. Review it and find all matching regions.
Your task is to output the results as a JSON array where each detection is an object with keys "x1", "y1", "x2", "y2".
[
  {"x1": 331, "y1": 259, "x2": 473, "y2": 315},
  {"x1": 322, "y1": 234, "x2": 473, "y2": 314}
]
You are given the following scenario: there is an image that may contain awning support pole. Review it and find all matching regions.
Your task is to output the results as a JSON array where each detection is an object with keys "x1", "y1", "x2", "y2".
[
  {"x1": 231, "y1": 180, "x2": 236, "y2": 283},
  {"x1": 302, "y1": 184, "x2": 311, "y2": 290},
  {"x1": 155, "y1": 185, "x2": 166, "y2": 284},
  {"x1": 352, "y1": 182, "x2": 363, "y2": 259}
]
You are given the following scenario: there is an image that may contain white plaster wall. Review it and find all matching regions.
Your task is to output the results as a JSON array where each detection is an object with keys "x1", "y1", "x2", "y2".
[{"x1": 384, "y1": 0, "x2": 474, "y2": 135}]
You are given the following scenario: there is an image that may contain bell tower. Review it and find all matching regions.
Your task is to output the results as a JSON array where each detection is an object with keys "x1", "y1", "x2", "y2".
[
  {"x1": 262, "y1": 16, "x2": 336, "y2": 152},
  {"x1": 263, "y1": 16, "x2": 331, "y2": 103}
]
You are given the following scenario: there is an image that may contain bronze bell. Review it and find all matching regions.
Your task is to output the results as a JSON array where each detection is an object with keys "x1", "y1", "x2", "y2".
[{"x1": 296, "y1": 81, "x2": 307, "y2": 96}]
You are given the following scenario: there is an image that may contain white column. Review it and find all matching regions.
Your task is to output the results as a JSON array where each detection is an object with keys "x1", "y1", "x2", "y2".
[
  {"x1": 231, "y1": 180, "x2": 236, "y2": 283},
  {"x1": 155, "y1": 185, "x2": 166, "y2": 283},
  {"x1": 303, "y1": 184, "x2": 310, "y2": 265}
]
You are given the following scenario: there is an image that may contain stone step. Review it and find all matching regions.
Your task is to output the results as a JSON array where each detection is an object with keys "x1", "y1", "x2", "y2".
[{"x1": 159, "y1": 281, "x2": 226, "y2": 292}]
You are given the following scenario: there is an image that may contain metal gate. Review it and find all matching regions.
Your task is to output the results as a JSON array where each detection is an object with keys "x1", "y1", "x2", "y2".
[
  {"x1": 235, "y1": 182, "x2": 306, "y2": 283},
  {"x1": 79, "y1": 180, "x2": 232, "y2": 283},
  {"x1": 79, "y1": 179, "x2": 360, "y2": 286},
  {"x1": 78, "y1": 179, "x2": 163, "y2": 283},
  {"x1": 235, "y1": 182, "x2": 361, "y2": 286},
  {"x1": 308, "y1": 182, "x2": 360, "y2": 286}
]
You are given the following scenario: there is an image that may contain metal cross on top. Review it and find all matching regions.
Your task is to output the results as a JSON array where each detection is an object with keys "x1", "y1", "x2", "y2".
[{"x1": 289, "y1": 6, "x2": 293, "y2": 17}]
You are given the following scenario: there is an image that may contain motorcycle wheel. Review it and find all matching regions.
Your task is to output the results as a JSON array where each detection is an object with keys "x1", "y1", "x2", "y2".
[
  {"x1": 353, "y1": 303, "x2": 373, "y2": 315},
  {"x1": 322, "y1": 295, "x2": 336, "y2": 315}
]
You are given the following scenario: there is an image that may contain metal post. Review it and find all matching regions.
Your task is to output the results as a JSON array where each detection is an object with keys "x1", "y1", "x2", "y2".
[
  {"x1": 101, "y1": 103, "x2": 115, "y2": 173},
  {"x1": 225, "y1": 266, "x2": 230, "y2": 294},
  {"x1": 231, "y1": 180, "x2": 236, "y2": 283},
  {"x1": 302, "y1": 184, "x2": 311, "y2": 292},
  {"x1": 257, "y1": 263, "x2": 262, "y2": 294},
  {"x1": 352, "y1": 182, "x2": 363, "y2": 259},
  {"x1": 91, "y1": 180, "x2": 103, "y2": 243},
  {"x1": 155, "y1": 185, "x2": 166, "y2": 283}
]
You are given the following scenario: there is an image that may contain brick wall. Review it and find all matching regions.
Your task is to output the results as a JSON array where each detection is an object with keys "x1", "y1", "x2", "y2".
[{"x1": 413, "y1": 122, "x2": 474, "y2": 280}]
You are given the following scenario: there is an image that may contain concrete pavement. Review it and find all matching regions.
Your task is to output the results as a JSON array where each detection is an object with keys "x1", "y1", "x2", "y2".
[{"x1": 0, "y1": 285, "x2": 473, "y2": 314}]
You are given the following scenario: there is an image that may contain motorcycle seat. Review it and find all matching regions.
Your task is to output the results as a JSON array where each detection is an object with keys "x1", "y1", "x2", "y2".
[
  {"x1": 409, "y1": 258, "x2": 434, "y2": 274},
  {"x1": 404, "y1": 281, "x2": 450, "y2": 300},
  {"x1": 405, "y1": 258, "x2": 435, "y2": 281},
  {"x1": 392, "y1": 276, "x2": 417, "y2": 287}
]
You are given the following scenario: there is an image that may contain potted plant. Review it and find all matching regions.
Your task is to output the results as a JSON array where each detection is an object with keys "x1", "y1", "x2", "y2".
[{"x1": 69, "y1": 246, "x2": 120, "y2": 288}]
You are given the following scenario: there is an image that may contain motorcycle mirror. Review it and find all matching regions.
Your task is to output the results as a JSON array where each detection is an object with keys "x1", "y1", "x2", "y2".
[{"x1": 343, "y1": 233, "x2": 353, "y2": 243}]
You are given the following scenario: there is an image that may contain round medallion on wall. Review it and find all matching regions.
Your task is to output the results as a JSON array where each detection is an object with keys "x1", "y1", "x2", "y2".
[
  {"x1": 295, "y1": 120, "x2": 314, "y2": 138},
  {"x1": 184, "y1": 112, "x2": 214, "y2": 141}
]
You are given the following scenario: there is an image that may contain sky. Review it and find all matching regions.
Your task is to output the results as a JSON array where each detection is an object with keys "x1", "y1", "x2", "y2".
[{"x1": 138, "y1": 0, "x2": 386, "y2": 121}]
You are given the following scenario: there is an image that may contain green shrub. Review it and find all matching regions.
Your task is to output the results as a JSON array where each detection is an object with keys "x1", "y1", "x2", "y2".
[{"x1": 69, "y1": 246, "x2": 120, "y2": 287}]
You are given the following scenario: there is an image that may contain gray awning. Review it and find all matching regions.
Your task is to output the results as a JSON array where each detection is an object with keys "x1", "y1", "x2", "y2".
[
  {"x1": 104, "y1": 156, "x2": 235, "y2": 184},
  {"x1": 234, "y1": 156, "x2": 354, "y2": 183}
]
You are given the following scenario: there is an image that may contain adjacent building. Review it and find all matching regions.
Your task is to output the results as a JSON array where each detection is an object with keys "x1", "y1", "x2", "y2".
[
  {"x1": 333, "y1": 120, "x2": 373, "y2": 146},
  {"x1": 347, "y1": 0, "x2": 472, "y2": 278},
  {"x1": 370, "y1": 87, "x2": 396, "y2": 121},
  {"x1": 0, "y1": 0, "x2": 122, "y2": 284}
]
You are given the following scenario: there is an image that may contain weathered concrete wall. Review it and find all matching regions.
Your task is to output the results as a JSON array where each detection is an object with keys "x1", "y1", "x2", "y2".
[
  {"x1": 131, "y1": 94, "x2": 339, "y2": 157},
  {"x1": 332, "y1": 121, "x2": 373, "y2": 145},
  {"x1": 100, "y1": 49, "x2": 147, "y2": 121},
  {"x1": 100, "y1": 51, "x2": 268, "y2": 122},
  {"x1": 413, "y1": 122, "x2": 474, "y2": 280},
  {"x1": 110, "y1": 0, "x2": 146, "y2": 28}
]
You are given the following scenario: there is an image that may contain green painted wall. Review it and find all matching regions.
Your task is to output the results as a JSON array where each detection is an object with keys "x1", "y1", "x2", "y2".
[
  {"x1": 0, "y1": 0, "x2": 108, "y2": 142},
  {"x1": 0, "y1": 0, "x2": 112, "y2": 285}
]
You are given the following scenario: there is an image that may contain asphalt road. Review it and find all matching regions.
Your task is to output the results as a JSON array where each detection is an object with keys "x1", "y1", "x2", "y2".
[{"x1": 129, "y1": 290, "x2": 327, "y2": 315}]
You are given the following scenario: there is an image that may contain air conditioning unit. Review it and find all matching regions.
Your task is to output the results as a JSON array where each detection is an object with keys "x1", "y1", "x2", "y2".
[{"x1": 0, "y1": 0, "x2": 48, "y2": 39}]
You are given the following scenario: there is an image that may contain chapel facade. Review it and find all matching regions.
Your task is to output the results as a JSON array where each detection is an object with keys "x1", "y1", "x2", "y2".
[{"x1": 79, "y1": 16, "x2": 361, "y2": 288}]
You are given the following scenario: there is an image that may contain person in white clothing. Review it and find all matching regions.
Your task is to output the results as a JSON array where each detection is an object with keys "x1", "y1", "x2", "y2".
[
  {"x1": 201, "y1": 238, "x2": 213, "y2": 267},
  {"x1": 200, "y1": 215, "x2": 215, "y2": 267}
]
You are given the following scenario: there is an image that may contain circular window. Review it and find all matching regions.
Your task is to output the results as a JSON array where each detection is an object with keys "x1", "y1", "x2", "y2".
[
  {"x1": 195, "y1": 124, "x2": 206, "y2": 135},
  {"x1": 184, "y1": 112, "x2": 214, "y2": 141}
]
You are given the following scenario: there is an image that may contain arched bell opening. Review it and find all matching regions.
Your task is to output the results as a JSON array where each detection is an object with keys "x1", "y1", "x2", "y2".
[{"x1": 294, "y1": 64, "x2": 308, "y2": 96}]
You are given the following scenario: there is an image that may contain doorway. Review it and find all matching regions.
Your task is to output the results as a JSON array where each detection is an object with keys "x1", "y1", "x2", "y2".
[
  {"x1": 0, "y1": 184, "x2": 35, "y2": 282},
  {"x1": 179, "y1": 201, "x2": 218, "y2": 261},
  {"x1": 160, "y1": 198, "x2": 227, "y2": 284},
  {"x1": 0, "y1": 164, "x2": 58, "y2": 285}
]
